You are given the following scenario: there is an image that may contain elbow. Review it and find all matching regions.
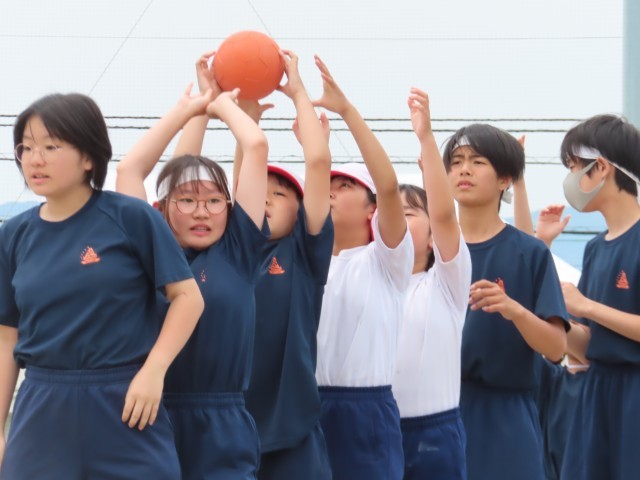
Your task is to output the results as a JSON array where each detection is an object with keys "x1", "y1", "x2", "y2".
[{"x1": 244, "y1": 137, "x2": 269, "y2": 164}]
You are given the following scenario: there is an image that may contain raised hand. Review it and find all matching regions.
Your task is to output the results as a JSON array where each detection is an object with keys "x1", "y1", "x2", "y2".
[
  {"x1": 206, "y1": 88, "x2": 240, "y2": 118},
  {"x1": 292, "y1": 111, "x2": 330, "y2": 146},
  {"x1": 195, "y1": 51, "x2": 222, "y2": 98},
  {"x1": 277, "y1": 49, "x2": 306, "y2": 100},
  {"x1": 536, "y1": 204, "x2": 570, "y2": 247},
  {"x1": 311, "y1": 55, "x2": 351, "y2": 116},
  {"x1": 238, "y1": 98, "x2": 274, "y2": 124},
  {"x1": 177, "y1": 83, "x2": 214, "y2": 117},
  {"x1": 408, "y1": 88, "x2": 433, "y2": 142}
]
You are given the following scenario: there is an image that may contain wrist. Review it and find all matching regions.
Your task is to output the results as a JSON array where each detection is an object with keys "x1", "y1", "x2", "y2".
[
  {"x1": 143, "y1": 351, "x2": 171, "y2": 375},
  {"x1": 339, "y1": 102, "x2": 356, "y2": 119},
  {"x1": 505, "y1": 301, "x2": 526, "y2": 322}
]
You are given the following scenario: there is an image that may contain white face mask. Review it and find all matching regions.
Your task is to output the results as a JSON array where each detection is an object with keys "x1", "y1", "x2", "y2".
[{"x1": 562, "y1": 162, "x2": 604, "y2": 211}]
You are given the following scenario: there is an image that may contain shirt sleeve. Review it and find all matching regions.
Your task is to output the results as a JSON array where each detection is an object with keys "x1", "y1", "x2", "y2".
[
  {"x1": 0, "y1": 222, "x2": 20, "y2": 328},
  {"x1": 219, "y1": 202, "x2": 270, "y2": 281},
  {"x1": 296, "y1": 207, "x2": 334, "y2": 284},
  {"x1": 533, "y1": 246, "x2": 570, "y2": 331},
  {"x1": 432, "y1": 229, "x2": 472, "y2": 314},
  {"x1": 371, "y1": 210, "x2": 414, "y2": 292},
  {"x1": 122, "y1": 199, "x2": 194, "y2": 289}
]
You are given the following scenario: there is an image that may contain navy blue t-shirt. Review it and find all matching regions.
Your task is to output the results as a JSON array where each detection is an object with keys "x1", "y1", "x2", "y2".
[
  {"x1": 245, "y1": 207, "x2": 333, "y2": 452},
  {"x1": 0, "y1": 191, "x2": 193, "y2": 369},
  {"x1": 577, "y1": 220, "x2": 640, "y2": 365},
  {"x1": 462, "y1": 225, "x2": 569, "y2": 390},
  {"x1": 164, "y1": 203, "x2": 269, "y2": 393}
]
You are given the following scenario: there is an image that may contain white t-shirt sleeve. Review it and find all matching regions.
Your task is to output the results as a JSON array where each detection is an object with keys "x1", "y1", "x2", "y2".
[
  {"x1": 432, "y1": 229, "x2": 472, "y2": 313},
  {"x1": 371, "y1": 210, "x2": 414, "y2": 292}
]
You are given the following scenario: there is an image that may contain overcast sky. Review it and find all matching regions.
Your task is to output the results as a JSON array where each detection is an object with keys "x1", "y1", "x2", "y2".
[{"x1": 0, "y1": 0, "x2": 624, "y2": 216}]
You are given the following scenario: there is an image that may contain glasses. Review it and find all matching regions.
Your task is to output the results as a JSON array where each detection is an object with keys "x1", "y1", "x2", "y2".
[
  {"x1": 15, "y1": 143, "x2": 65, "y2": 164},
  {"x1": 171, "y1": 196, "x2": 231, "y2": 215}
]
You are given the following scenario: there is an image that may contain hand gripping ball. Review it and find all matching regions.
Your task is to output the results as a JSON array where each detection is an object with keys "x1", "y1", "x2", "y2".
[{"x1": 213, "y1": 31, "x2": 285, "y2": 100}]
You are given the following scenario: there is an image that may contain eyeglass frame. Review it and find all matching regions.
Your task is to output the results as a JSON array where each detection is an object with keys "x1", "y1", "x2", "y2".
[
  {"x1": 14, "y1": 142, "x2": 66, "y2": 164},
  {"x1": 169, "y1": 196, "x2": 232, "y2": 215}
]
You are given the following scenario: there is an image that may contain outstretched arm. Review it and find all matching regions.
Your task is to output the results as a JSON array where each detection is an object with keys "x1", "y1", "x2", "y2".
[
  {"x1": 512, "y1": 136, "x2": 535, "y2": 236},
  {"x1": 408, "y1": 88, "x2": 459, "y2": 261},
  {"x1": 174, "y1": 51, "x2": 222, "y2": 158},
  {"x1": 312, "y1": 55, "x2": 405, "y2": 247},
  {"x1": 116, "y1": 85, "x2": 213, "y2": 201},
  {"x1": 208, "y1": 91, "x2": 269, "y2": 227},
  {"x1": 279, "y1": 50, "x2": 331, "y2": 235}
]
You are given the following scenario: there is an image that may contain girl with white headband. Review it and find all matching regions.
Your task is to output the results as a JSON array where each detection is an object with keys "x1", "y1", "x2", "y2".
[
  {"x1": 558, "y1": 114, "x2": 640, "y2": 480},
  {"x1": 442, "y1": 123, "x2": 568, "y2": 480},
  {"x1": 116, "y1": 51, "x2": 270, "y2": 480}
]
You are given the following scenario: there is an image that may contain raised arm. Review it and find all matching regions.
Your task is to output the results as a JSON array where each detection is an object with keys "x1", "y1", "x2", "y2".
[
  {"x1": 512, "y1": 135, "x2": 535, "y2": 236},
  {"x1": 408, "y1": 88, "x2": 459, "y2": 262},
  {"x1": 278, "y1": 50, "x2": 331, "y2": 234},
  {"x1": 116, "y1": 85, "x2": 213, "y2": 201},
  {"x1": 173, "y1": 51, "x2": 221, "y2": 158},
  {"x1": 312, "y1": 55, "x2": 406, "y2": 248},
  {"x1": 208, "y1": 91, "x2": 269, "y2": 227},
  {"x1": 231, "y1": 100, "x2": 273, "y2": 199}
]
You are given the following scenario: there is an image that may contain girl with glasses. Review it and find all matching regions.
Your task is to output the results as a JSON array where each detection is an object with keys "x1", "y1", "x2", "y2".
[{"x1": 116, "y1": 51, "x2": 270, "y2": 479}]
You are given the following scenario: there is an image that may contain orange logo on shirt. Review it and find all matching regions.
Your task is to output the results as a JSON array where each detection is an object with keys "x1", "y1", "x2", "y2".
[
  {"x1": 200, "y1": 269, "x2": 207, "y2": 283},
  {"x1": 268, "y1": 257, "x2": 285, "y2": 275},
  {"x1": 616, "y1": 270, "x2": 630, "y2": 290},
  {"x1": 80, "y1": 246, "x2": 101, "y2": 265},
  {"x1": 495, "y1": 277, "x2": 505, "y2": 292}
]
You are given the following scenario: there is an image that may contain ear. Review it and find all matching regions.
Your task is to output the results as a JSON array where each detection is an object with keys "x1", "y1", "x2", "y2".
[
  {"x1": 595, "y1": 156, "x2": 612, "y2": 179},
  {"x1": 366, "y1": 203, "x2": 376, "y2": 220},
  {"x1": 498, "y1": 176, "x2": 512, "y2": 192},
  {"x1": 82, "y1": 153, "x2": 94, "y2": 172},
  {"x1": 152, "y1": 200, "x2": 162, "y2": 211}
]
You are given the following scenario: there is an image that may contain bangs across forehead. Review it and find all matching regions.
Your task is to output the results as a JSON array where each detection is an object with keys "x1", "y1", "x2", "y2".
[
  {"x1": 400, "y1": 185, "x2": 428, "y2": 213},
  {"x1": 157, "y1": 156, "x2": 230, "y2": 201}
]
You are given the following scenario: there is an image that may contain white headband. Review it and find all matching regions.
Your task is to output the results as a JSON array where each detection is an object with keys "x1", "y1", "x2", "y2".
[
  {"x1": 157, "y1": 165, "x2": 214, "y2": 200},
  {"x1": 572, "y1": 145, "x2": 640, "y2": 185}
]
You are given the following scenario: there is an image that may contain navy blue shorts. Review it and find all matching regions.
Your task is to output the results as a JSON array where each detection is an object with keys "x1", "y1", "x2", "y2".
[
  {"x1": 401, "y1": 407, "x2": 467, "y2": 480},
  {"x1": 165, "y1": 391, "x2": 260, "y2": 480},
  {"x1": 536, "y1": 361, "x2": 587, "y2": 480},
  {"x1": 1, "y1": 365, "x2": 180, "y2": 480},
  {"x1": 460, "y1": 382, "x2": 544, "y2": 480},
  {"x1": 258, "y1": 422, "x2": 332, "y2": 480},
  {"x1": 319, "y1": 385, "x2": 403, "y2": 480},
  {"x1": 562, "y1": 362, "x2": 640, "y2": 480}
]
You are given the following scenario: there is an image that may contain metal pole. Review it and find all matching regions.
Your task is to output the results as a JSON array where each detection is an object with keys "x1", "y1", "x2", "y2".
[{"x1": 624, "y1": 0, "x2": 640, "y2": 126}]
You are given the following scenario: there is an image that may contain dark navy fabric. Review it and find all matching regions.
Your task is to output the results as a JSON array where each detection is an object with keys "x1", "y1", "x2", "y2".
[
  {"x1": 1, "y1": 365, "x2": 180, "y2": 480},
  {"x1": 0, "y1": 190, "x2": 193, "y2": 369},
  {"x1": 575, "y1": 220, "x2": 640, "y2": 365},
  {"x1": 164, "y1": 202, "x2": 268, "y2": 394},
  {"x1": 461, "y1": 382, "x2": 544, "y2": 480},
  {"x1": 562, "y1": 362, "x2": 640, "y2": 480},
  {"x1": 535, "y1": 360, "x2": 586, "y2": 480},
  {"x1": 246, "y1": 208, "x2": 333, "y2": 452},
  {"x1": 164, "y1": 392, "x2": 260, "y2": 480},
  {"x1": 462, "y1": 224, "x2": 569, "y2": 390},
  {"x1": 400, "y1": 407, "x2": 467, "y2": 480},
  {"x1": 319, "y1": 386, "x2": 403, "y2": 480},
  {"x1": 258, "y1": 423, "x2": 332, "y2": 480}
]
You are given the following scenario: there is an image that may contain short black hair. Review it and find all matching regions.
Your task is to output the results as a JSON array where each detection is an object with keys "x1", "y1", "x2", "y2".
[
  {"x1": 442, "y1": 124, "x2": 525, "y2": 182},
  {"x1": 560, "y1": 114, "x2": 640, "y2": 196},
  {"x1": 13, "y1": 93, "x2": 112, "y2": 190}
]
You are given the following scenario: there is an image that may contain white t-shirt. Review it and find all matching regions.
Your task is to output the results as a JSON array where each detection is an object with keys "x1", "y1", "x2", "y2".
[
  {"x1": 393, "y1": 231, "x2": 472, "y2": 417},
  {"x1": 316, "y1": 212, "x2": 414, "y2": 387}
]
